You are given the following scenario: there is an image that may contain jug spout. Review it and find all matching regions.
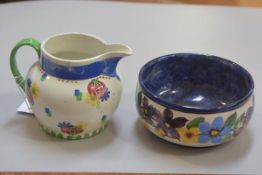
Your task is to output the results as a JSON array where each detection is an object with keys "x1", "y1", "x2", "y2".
[
  {"x1": 101, "y1": 44, "x2": 132, "y2": 79},
  {"x1": 105, "y1": 43, "x2": 133, "y2": 58}
]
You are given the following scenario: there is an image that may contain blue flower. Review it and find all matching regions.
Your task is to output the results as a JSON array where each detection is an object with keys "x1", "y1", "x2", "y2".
[
  {"x1": 100, "y1": 88, "x2": 110, "y2": 101},
  {"x1": 57, "y1": 122, "x2": 73, "y2": 128},
  {"x1": 198, "y1": 117, "x2": 231, "y2": 144},
  {"x1": 245, "y1": 106, "x2": 254, "y2": 122},
  {"x1": 45, "y1": 107, "x2": 52, "y2": 117},
  {"x1": 102, "y1": 115, "x2": 107, "y2": 122},
  {"x1": 45, "y1": 107, "x2": 50, "y2": 113},
  {"x1": 74, "y1": 89, "x2": 80, "y2": 96},
  {"x1": 27, "y1": 78, "x2": 32, "y2": 88}
]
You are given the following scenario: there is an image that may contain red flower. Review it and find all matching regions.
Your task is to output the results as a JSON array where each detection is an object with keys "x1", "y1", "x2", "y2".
[{"x1": 87, "y1": 79, "x2": 106, "y2": 98}]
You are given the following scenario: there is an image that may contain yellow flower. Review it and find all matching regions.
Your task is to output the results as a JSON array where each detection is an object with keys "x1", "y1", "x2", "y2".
[
  {"x1": 31, "y1": 82, "x2": 40, "y2": 98},
  {"x1": 75, "y1": 121, "x2": 88, "y2": 129},
  {"x1": 143, "y1": 122, "x2": 149, "y2": 130},
  {"x1": 157, "y1": 128, "x2": 167, "y2": 137},
  {"x1": 85, "y1": 93, "x2": 100, "y2": 107},
  {"x1": 177, "y1": 127, "x2": 200, "y2": 144}
]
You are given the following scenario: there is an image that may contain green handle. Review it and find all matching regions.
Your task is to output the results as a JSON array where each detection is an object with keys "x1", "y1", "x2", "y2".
[{"x1": 10, "y1": 38, "x2": 41, "y2": 91}]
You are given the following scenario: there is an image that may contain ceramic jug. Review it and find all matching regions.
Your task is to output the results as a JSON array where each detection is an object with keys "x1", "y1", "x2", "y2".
[{"x1": 10, "y1": 33, "x2": 132, "y2": 139}]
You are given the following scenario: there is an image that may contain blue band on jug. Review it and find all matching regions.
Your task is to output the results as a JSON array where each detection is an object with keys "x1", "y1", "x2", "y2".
[{"x1": 40, "y1": 56, "x2": 121, "y2": 80}]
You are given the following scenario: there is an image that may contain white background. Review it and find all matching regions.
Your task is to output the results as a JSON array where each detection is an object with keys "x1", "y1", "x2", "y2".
[{"x1": 0, "y1": 1, "x2": 262, "y2": 174}]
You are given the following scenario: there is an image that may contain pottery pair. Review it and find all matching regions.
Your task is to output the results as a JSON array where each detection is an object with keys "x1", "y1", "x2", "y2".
[{"x1": 10, "y1": 33, "x2": 254, "y2": 147}]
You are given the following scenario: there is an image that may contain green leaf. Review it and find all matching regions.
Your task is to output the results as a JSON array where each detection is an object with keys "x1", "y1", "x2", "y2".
[
  {"x1": 76, "y1": 135, "x2": 82, "y2": 140},
  {"x1": 44, "y1": 128, "x2": 49, "y2": 133},
  {"x1": 96, "y1": 100, "x2": 100, "y2": 108},
  {"x1": 136, "y1": 91, "x2": 142, "y2": 107},
  {"x1": 238, "y1": 112, "x2": 245, "y2": 121},
  {"x1": 187, "y1": 117, "x2": 205, "y2": 129},
  {"x1": 76, "y1": 92, "x2": 83, "y2": 101},
  {"x1": 66, "y1": 135, "x2": 73, "y2": 139},
  {"x1": 92, "y1": 79, "x2": 99, "y2": 84},
  {"x1": 225, "y1": 112, "x2": 237, "y2": 126},
  {"x1": 57, "y1": 133, "x2": 64, "y2": 139},
  {"x1": 47, "y1": 112, "x2": 52, "y2": 117},
  {"x1": 234, "y1": 112, "x2": 245, "y2": 129},
  {"x1": 84, "y1": 133, "x2": 90, "y2": 138},
  {"x1": 50, "y1": 130, "x2": 56, "y2": 137},
  {"x1": 222, "y1": 135, "x2": 234, "y2": 143}
]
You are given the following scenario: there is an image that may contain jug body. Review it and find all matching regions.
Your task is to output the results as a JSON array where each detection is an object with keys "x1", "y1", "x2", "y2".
[
  {"x1": 26, "y1": 62, "x2": 121, "y2": 139},
  {"x1": 10, "y1": 33, "x2": 132, "y2": 139}
]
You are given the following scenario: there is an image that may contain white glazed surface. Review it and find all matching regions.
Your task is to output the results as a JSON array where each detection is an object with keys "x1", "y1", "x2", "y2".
[{"x1": 26, "y1": 62, "x2": 122, "y2": 139}]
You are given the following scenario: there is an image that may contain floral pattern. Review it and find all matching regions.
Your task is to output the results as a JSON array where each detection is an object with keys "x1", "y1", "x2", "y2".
[
  {"x1": 198, "y1": 117, "x2": 231, "y2": 144},
  {"x1": 45, "y1": 107, "x2": 52, "y2": 117},
  {"x1": 26, "y1": 78, "x2": 41, "y2": 105},
  {"x1": 57, "y1": 121, "x2": 88, "y2": 135},
  {"x1": 177, "y1": 127, "x2": 200, "y2": 144},
  {"x1": 85, "y1": 93, "x2": 100, "y2": 107},
  {"x1": 137, "y1": 93, "x2": 254, "y2": 146},
  {"x1": 74, "y1": 89, "x2": 83, "y2": 101},
  {"x1": 101, "y1": 115, "x2": 107, "y2": 122},
  {"x1": 40, "y1": 123, "x2": 105, "y2": 140},
  {"x1": 31, "y1": 82, "x2": 40, "y2": 98},
  {"x1": 234, "y1": 106, "x2": 254, "y2": 136},
  {"x1": 73, "y1": 78, "x2": 110, "y2": 108},
  {"x1": 26, "y1": 78, "x2": 34, "y2": 105},
  {"x1": 88, "y1": 79, "x2": 106, "y2": 98},
  {"x1": 100, "y1": 88, "x2": 110, "y2": 101}
]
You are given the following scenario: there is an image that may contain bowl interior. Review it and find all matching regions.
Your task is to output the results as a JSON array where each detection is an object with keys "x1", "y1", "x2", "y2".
[{"x1": 139, "y1": 53, "x2": 254, "y2": 113}]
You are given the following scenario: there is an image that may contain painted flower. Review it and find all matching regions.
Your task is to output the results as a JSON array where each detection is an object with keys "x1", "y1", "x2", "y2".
[
  {"x1": 199, "y1": 117, "x2": 231, "y2": 144},
  {"x1": 74, "y1": 89, "x2": 83, "y2": 101},
  {"x1": 31, "y1": 82, "x2": 40, "y2": 98},
  {"x1": 243, "y1": 106, "x2": 253, "y2": 126},
  {"x1": 177, "y1": 127, "x2": 200, "y2": 143},
  {"x1": 143, "y1": 105, "x2": 156, "y2": 124},
  {"x1": 142, "y1": 96, "x2": 149, "y2": 108},
  {"x1": 74, "y1": 89, "x2": 80, "y2": 96},
  {"x1": 57, "y1": 122, "x2": 84, "y2": 135},
  {"x1": 75, "y1": 121, "x2": 88, "y2": 129},
  {"x1": 85, "y1": 93, "x2": 100, "y2": 107},
  {"x1": 234, "y1": 106, "x2": 254, "y2": 136},
  {"x1": 101, "y1": 115, "x2": 107, "y2": 122},
  {"x1": 150, "y1": 108, "x2": 162, "y2": 127},
  {"x1": 163, "y1": 126, "x2": 180, "y2": 140},
  {"x1": 45, "y1": 107, "x2": 52, "y2": 117},
  {"x1": 26, "y1": 78, "x2": 34, "y2": 105},
  {"x1": 57, "y1": 122, "x2": 73, "y2": 128},
  {"x1": 87, "y1": 79, "x2": 106, "y2": 98},
  {"x1": 27, "y1": 78, "x2": 32, "y2": 88},
  {"x1": 157, "y1": 128, "x2": 167, "y2": 137},
  {"x1": 143, "y1": 122, "x2": 149, "y2": 130},
  {"x1": 100, "y1": 88, "x2": 110, "y2": 101},
  {"x1": 163, "y1": 108, "x2": 188, "y2": 128}
]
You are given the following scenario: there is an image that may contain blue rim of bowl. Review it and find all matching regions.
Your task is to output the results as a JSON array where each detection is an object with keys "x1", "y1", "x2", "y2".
[{"x1": 138, "y1": 53, "x2": 254, "y2": 114}]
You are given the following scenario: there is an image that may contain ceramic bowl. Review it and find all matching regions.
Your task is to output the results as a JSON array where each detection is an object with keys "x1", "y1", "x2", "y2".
[{"x1": 136, "y1": 53, "x2": 254, "y2": 147}]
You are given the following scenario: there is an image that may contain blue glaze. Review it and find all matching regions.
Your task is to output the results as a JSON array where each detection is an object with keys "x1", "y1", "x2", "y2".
[
  {"x1": 139, "y1": 53, "x2": 254, "y2": 114},
  {"x1": 40, "y1": 56, "x2": 121, "y2": 80}
]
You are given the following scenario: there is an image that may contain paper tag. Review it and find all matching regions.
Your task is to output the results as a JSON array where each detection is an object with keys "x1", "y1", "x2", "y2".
[{"x1": 17, "y1": 99, "x2": 33, "y2": 115}]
